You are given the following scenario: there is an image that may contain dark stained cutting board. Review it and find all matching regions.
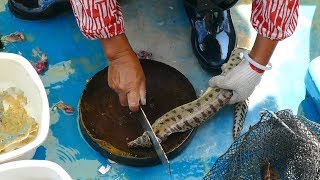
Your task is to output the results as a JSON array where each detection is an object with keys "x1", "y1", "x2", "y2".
[{"x1": 79, "y1": 59, "x2": 197, "y2": 166}]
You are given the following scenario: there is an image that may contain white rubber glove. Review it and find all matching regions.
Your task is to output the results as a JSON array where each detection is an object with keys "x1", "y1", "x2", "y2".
[{"x1": 209, "y1": 50, "x2": 271, "y2": 104}]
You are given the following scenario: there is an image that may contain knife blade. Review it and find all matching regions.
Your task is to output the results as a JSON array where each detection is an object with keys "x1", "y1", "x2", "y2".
[{"x1": 138, "y1": 106, "x2": 172, "y2": 179}]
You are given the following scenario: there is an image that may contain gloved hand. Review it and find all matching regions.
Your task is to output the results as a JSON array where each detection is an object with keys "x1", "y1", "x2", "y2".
[
  {"x1": 209, "y1": 49, "x2": 271, "y2": 104},
  {"x1": 101, "y1": 34, "x2": 146, "y2": 112}
]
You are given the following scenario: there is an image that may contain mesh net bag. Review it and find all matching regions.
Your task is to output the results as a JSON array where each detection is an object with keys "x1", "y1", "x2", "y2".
[{"x1": 203, "y1": 109, "x2": 320, "y2": 180}]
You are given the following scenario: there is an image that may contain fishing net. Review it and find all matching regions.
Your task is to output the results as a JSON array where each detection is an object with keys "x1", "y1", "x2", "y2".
[{"x1": 203, "y1": 109, "x2": 320, "y2": 180}]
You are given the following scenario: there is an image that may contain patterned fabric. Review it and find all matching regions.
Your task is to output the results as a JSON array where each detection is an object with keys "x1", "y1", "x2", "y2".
[
  {"x1": 70, "y1": 0, "x2": 125, "y2": 39},
  {"x1": 251, "y1": 0, "x2": 300, "y2": 40},
  {"x1": 70, "y1": 0, "x2": 299, "y2": 41}
]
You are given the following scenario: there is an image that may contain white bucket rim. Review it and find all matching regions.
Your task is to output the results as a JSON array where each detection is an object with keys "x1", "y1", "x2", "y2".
[
  {"x1": 0, "y1": 160, "x2": 72, "y2": 179},
  {"x1": 0, "y1": 52, "x2": 50, "y2": 162}
]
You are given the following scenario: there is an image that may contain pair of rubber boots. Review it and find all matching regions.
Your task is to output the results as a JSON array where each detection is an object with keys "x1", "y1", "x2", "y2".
[{"x1": 8, "y1": 0, "x2": 237, "y2": 75}]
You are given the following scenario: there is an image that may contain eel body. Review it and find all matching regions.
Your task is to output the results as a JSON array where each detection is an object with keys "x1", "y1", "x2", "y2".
[
  {"x1": 233, "y1": 99, "x2": 249, "y2": 139},
  {"x1": 262, "y1": 161, "x2": 281, "y2": 180},
  {"x1": 128, "y1": 48, "x2": 249, "y2": 148}
]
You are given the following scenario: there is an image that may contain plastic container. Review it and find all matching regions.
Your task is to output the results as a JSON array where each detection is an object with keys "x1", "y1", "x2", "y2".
[
  {"x1": 305, "y1": 57, "x2": 320, "y2": 114},
  {"x1": 0, "y1": 52, "x2": 50, "y2": 163},
  {"x1": 0, "y1": 160, "x2": 72, "y2": 180}
]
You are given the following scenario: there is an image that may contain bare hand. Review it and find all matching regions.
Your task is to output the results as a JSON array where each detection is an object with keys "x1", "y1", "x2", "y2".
[{"x1": 101, "y1": 34, "x2": 146, "y2": 112}]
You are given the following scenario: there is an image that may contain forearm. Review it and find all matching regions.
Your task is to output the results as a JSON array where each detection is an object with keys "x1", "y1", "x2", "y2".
[
  {"x1": 249, "y1": 0, "x2": 299, "y2": 67},
  {"x1": 249, "y1": 34, "x2": 278, "y2": 66}
]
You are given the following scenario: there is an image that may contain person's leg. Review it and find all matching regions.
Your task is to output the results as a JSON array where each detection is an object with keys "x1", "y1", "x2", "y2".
[
  {"x1": 184, "y1": 0, "x2": 238, "y2": 75},
  {"x1": 8, "y1": 0, "x2": 70, "y2": 20}
]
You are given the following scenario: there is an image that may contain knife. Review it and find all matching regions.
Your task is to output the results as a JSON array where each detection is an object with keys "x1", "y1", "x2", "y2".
[{"x1": 138, "y1": 106, "x2": 172, "y2": 179}]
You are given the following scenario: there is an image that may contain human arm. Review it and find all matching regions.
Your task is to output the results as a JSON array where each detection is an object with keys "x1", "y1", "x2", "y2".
[
  {"x1": 209, "y1": 0, "x2": 299, "y2": 104},
  {"x1": 69, "y1": 0, "x2": 146, "y2": 112}
]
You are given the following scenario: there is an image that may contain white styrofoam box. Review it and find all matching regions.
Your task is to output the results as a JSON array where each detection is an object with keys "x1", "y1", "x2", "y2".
[
  {"x1": 0, "y1": 52, "x2": 50, "y2": 163},
  {"x1": 0, "y1": 160, "x2": 72, "y2": 180}
]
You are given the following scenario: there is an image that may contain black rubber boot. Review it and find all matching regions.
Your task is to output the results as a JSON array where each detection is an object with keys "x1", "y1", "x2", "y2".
[
  {"x1": 8, "y1": 0, "x2": 71, "y2": 20},
  {"x1": 184, "y1": 0, "x2": 237, "y2": 75}
]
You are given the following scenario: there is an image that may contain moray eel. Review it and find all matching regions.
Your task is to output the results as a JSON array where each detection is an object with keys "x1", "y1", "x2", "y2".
[
  {"x1": 128, "y1": 48, "x2": 249, "y2": 148},
  {"x1": 262, "y1": 161, "x2": 281, "y2": 180}
]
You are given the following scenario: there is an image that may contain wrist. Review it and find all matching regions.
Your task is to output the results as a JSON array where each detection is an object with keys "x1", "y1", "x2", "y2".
[
  {"x1": 249, "y1": 62, "x2": 265, "y2": 74},
  {"x1": 249, "y1": 34, "x2": 278, "y2": 66},
  {"x1": 100, "y1": 34, "x2": 136, "y2": 63},
  {"x1": 242, "y1": 50, "x2": 272, "y2": 73}
]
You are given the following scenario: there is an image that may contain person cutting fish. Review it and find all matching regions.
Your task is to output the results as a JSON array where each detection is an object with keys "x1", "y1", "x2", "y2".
[{"x1": 8, "y1": 0, "x2": 299, "y2": 112}]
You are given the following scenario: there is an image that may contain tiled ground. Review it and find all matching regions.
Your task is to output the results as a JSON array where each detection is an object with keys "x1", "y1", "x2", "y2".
[{"x1": 0, "y1": 0, "x2": 319, "y2": 179}]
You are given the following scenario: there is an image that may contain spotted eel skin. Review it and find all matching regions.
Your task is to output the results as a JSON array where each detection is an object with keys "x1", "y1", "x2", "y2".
[
  {"x1": 233, "y1": 99, "x2": 249, "y2": 140},
  {"x1": 128, "y1": 48, "x2": 249, "y2": 148}
]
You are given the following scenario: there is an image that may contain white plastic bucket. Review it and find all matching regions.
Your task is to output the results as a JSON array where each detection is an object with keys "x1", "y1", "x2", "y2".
[
  {"x1": 0, "y1": 160, "x2": 72, "y2": 180},
  {"x1": 0, "y1": 52, "x2": 50, "y2": 163}
]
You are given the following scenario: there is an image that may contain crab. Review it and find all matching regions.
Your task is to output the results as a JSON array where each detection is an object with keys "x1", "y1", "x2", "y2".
[{"x1": 53, "y1": 101, "x2": 75, "y2": 114}]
